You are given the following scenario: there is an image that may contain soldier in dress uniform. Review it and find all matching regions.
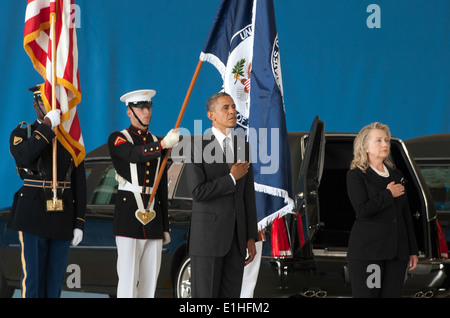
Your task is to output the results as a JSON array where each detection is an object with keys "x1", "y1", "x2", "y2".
[
  {"x1": 107, "y1": 89, "x2": 179, "y2": 298},
  {"x1": 8, "y1": 85, "x2": 86, "y2": 298}
]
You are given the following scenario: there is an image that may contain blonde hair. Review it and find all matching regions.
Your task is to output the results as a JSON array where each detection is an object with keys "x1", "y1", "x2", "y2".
[{"x1": 350, "y1": 122, "x2": 395, "y2": 173}]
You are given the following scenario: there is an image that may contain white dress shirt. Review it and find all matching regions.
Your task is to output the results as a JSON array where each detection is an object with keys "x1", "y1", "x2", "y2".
[{"x1": 211, "y1": 127, "x2": 236, "y2": 185}]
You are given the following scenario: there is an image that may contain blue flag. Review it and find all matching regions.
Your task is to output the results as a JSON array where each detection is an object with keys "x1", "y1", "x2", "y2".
[{"x1": 200, "y1": 0, "x2": 294, "y2": 230}]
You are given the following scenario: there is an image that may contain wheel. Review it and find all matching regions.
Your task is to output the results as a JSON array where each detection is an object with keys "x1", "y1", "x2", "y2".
[{"x1": 175, "y1": 256, "x2": 191, "y2": 298}]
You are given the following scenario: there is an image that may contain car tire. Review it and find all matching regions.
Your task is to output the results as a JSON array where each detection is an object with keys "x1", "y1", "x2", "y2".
[
  {"x1": 175, "y1": 256, "x2": 191, "y2": 298},
  {"x1": 0, "y1": 267, "x2": 14, "y2": 298}
]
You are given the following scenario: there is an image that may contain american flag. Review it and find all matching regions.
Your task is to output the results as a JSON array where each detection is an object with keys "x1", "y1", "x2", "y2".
[{"x1": 24, "y1": 0, "x2": 84, "y2": 166}]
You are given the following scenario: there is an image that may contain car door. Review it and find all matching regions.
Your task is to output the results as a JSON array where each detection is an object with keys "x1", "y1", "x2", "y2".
[
  {"x1": 288, "y1": 117, "x2": 353, "y2": 297},
  {"x1": 291, "y1": 115, "x2": 325, "y2": 258}
]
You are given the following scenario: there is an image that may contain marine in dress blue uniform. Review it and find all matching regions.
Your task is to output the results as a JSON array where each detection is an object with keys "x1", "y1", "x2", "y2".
[
  {"x1": 8, "y1": 85, "x2": 86, "y2": 298},
  {"x1": 107, "y1": 89, "x2": 179, "y2": 298}
]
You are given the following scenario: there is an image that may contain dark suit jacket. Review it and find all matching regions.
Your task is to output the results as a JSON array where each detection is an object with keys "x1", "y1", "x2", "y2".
[
  {"x1": 186, "y1": 131, "x2": 258, "y2": 258},
  {"x1": 8, "y1": 121, "x2": 86, "y2": 240},
  {"x1": 346, "y1": 166, "x2": 418, "y2": 261}
]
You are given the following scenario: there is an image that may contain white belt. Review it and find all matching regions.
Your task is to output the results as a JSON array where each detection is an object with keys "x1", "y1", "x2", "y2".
[
  {"x1": 118, "y1": 181, "x2": 152, "y2": 195},
  {"x1": 115, "y1": 129, "x2": 161, "y2": 225}
]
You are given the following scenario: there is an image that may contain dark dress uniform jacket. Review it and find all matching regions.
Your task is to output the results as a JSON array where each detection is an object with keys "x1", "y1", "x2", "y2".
[
  {"x1": 108, "y1": 125, "x2": 169, "y2": 239},
  {"x1": 8, "y1": 121, "x2": 86, "y2": 240},
  {"x1": 346, "y1": 166, "x2": 418, "y2": 261},
  {"x1": 186, "y1": 132, "x2": 258, "y2": 258}
]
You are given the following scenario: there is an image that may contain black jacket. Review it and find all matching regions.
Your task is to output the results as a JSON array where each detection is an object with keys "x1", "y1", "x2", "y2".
[
  {"x1": 186, "y1": 131, "x2": 258, "y2": 258},
  {"x1": 346, "y1": 166, "x2": 418, "y2": 261},
  {"x1": 8, "y1": 121, "x2": 86, "y2": 240},
  {"x1": 107, "y1": 125, "x2": 169, "y2": 239}
]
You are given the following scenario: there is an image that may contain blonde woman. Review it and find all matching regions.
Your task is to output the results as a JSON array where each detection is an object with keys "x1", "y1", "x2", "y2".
[{"x1": 346, "y1": 122, "x2": 418, "y2": 297}]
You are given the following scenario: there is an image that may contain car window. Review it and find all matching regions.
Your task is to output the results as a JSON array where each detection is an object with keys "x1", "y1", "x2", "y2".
[
  {"x1": 419, "y1": 166, "x2": 450, "y2": 212},
  {"x1": 174, "y1": 164, "x2": 191, "y2": 199},
  {"x1": 167, "y1": 161, "x2": 181, "y2": 198},
  {"x1": 89, "y1": 164, "x2": 118, "y2": 205},
  {"x1": 170, "y1": 163, "x2": 192, "y2": 211},
  {"x1": 85, "y1": 167, "x2": 92, "y2": 179},
  {"x1": 86, "y1": 160, "x2": 192, "y2": 208}
]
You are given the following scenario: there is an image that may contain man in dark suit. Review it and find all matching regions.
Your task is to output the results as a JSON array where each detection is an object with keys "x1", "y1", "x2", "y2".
[
  {"x1": 8, "y1": 85, "x2": 86, "y2": 298},
  {"x1": 186, "y1": 92, "x2": 258, "y2": 298}
]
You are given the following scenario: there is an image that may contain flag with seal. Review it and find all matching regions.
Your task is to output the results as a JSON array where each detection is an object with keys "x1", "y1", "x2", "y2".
[{"x1": 200, "y1": 0, "x2": 294, "y2": 231}]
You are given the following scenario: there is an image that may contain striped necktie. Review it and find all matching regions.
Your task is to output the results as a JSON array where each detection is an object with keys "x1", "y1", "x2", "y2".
[{"x1": 223, "y1": 137, "x2": 233, "y2": 168}]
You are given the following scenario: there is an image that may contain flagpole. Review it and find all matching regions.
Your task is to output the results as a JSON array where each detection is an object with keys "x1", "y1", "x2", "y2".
[
  {"x1": 49, "y1": 6, "x2": 61, "y2": 210},
  {"x1": 51, "y1": 11, "x2": 57, "y2": 186},
  {"x1": 148, "y1": 59, "x2": 203, "y2": 208}
]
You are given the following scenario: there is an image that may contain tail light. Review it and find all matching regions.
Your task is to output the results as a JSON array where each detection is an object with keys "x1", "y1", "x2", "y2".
[
  {"x1": 271, "y1": 216, "x2": 292, "y2": 257},
  {"x1": 436, "y1": 218, "x2": 448, "y2": 259}
]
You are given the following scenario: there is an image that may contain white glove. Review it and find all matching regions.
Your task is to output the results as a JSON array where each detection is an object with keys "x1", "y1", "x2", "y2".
[
  {"x1": 162, "y1": 129, "x2": 180, "y2": 149},
  {"x1": 71, "y1": 229, "x2": 83, "y2": 246},
  {"x1": 44, "y1": 109, "x2": 61, "y2": 128},
  {"x1": 163, "y1": 231, "x2": 171, "y2": 245}
]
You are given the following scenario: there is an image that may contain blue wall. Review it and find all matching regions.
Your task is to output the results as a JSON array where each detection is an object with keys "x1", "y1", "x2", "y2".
[{"x1": 1, "y1": 0, "x2": 449, "y2": 207}]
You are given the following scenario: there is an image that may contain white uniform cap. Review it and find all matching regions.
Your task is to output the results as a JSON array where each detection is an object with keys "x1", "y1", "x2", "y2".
[{"x1": 120, "y1": 89, "x2": 156, "y2": 106}]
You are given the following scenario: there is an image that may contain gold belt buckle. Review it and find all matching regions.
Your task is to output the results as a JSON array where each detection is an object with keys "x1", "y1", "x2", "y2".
[
  {"x1": 47, "y1": 198, "x2": 63, "y2": 211},
  {"x1": 46, "y1": 189, "x2": 63, "y2": 212}
]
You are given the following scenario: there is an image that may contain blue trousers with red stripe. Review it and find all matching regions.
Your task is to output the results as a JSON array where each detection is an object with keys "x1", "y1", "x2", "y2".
[{"x1": 19, "y1": 231, "x2": 70, "y2": 298}]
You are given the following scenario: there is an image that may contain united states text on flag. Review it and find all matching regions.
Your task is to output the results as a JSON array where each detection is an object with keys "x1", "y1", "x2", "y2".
[{"x1": 24, "y1": 0, "x2": 84, "y2": 166}]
